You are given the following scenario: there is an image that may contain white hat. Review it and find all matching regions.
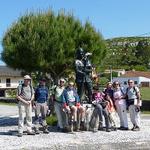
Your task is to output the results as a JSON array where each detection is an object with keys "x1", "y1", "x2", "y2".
[
  {"x1": 60, "y1": 78, "x2": 65, "y2": 83},
  {"x1": 24, "y1": 75, "x2": 31, "y2": 80},
  {"x1": 68, "y1": 81, "x2": 74, "y2": 86},
  {"x1": 58, "y1": 78, "x2": 66, "y2": 85}
]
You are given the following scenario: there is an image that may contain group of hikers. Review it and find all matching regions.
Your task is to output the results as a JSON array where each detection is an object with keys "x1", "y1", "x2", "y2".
[{"x1": 16, "y1": 48, "x2": 142, "y2": 137}]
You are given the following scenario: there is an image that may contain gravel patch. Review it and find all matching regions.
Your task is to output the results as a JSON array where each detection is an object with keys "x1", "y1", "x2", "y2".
[{"x1": 0, "y1": 105, "x2": 150, "y2": 150}]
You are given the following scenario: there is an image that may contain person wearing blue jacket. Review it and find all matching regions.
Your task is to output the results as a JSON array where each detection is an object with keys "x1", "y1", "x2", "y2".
[
  {"x1": 34, "y1": 78, "x2": 49, "y2": 134},
  {"x1": 62, "y1": 81, "x2": 85, "y2": 131}
]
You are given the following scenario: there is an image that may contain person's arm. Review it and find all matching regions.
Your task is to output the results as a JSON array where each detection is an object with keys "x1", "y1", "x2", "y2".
[
  {"x1": 135, "y1": 87, "x2": 141, "y2": 105},
  {"x1": 62, "y1": 90, "x2": 67, "y2": 108},
  {"x1": 75, "y1": 60, "x2": 85, "y2": 75},
  {"x1": 16, "y1": 86, "x2": 29, "y2": 105},
  {"x1": 17, "y1": 95, "x2": 29, "y2": 105}
]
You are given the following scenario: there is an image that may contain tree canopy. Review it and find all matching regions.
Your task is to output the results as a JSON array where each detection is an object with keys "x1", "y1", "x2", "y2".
[{"x1": 2, "y1": 10, "x2": 106, "y2": 80}]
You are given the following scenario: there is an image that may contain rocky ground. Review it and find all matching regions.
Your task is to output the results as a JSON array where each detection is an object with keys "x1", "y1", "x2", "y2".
[{"x1": 0, "y1": 104, "x2": 150, "y2": 150}]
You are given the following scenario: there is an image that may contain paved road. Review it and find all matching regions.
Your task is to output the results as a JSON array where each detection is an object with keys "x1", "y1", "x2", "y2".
[{"x1": 0, "y1": 104, "x2": 150, "y2": 150}]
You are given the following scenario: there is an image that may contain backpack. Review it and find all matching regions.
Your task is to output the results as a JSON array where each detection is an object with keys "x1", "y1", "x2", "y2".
[
  {"x1": 126, "y1": 86, "x2": 141, "y2": 106},
  {"x1": 18, "y1": 83, "x2": 33, "y2": 97}
]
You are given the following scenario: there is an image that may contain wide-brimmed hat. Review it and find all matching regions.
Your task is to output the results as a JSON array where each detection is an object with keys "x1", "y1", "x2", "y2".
[{"x1": 24, "y1": 75, "x2": 31, "y2": 80}]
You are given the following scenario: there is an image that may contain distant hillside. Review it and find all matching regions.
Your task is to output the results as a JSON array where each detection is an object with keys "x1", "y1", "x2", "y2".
[
  {"x1": 106, "y1": 36, "x2": 150, "y2": 47},
  {"x1": 101, "y1": 37, "x2": 150, "y2": 70}
]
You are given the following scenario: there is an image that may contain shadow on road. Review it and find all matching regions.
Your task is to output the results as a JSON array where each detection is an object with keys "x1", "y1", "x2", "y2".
[{"x1": 0, "y1": 117, "x2": 18, "y2": 126}]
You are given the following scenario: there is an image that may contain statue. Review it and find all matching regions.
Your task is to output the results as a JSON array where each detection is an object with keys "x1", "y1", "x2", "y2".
[{"x1": 74, "y1": 48, "x2": 93, "y2": 103}]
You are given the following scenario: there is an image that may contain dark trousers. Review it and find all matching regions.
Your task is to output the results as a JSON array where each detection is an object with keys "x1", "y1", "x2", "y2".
[
  {"x1": 76, "y1": 81, "x2": 92, "y2": 103},
  {"x1": 95, "y1": 104, "x2": 111, "y2": 129}
]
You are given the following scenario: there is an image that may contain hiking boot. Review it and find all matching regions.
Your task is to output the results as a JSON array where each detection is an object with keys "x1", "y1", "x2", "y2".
[
  {"x1": 132, "y1": 126, "x2": 140, "y2": 131},
  {"x1": 118, "y1": 126, "x2": 124, "y2": 130},
  {"x1": 92, "y1": 128, "x2": 98, "y2": 133},
  {"x1": 27, "y1": 131, "x2": 35, "y2": 135},
  {"x1": 64, "y1": 126, "x2": 70, "y2": 133},
  {"x1": 43, "y1": 128, "x2": 49, "y2": 134},
  {"x1": 43, "y1": 126, "x2": 49, "y2": 134},
  {"x1": 122, "y1": 127, "x2": 129, "y2": 131},
  {"x1": 35, "y1": 129, "x2": 40, "y2": 134},
  {"x1": 17, "y1": 132, "x2": 23, "y2": 137},
  {"x1": 73, "y1": 122, "x2": 78, "y2": 131},
  {"x1": 80, "y1": 121, "x2": 85, "y2": 131},
  {"x1": 111, "y1": 126, "x2": 117, "y2": 131},
  {"x1": 98, "y1": 127, "x2": 105, "y2": 131},
  {"x1": 106, "y1": 128, "x2": 111, "y2": 132}
]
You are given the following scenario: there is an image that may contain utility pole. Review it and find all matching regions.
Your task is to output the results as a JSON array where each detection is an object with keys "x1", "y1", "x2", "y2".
[{"x1": 110, "y1": 65, "x2": 112, "y2": 82}]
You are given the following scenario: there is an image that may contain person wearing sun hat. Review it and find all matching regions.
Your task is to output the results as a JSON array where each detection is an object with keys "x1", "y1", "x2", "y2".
[
  {"x1": 53, "y1": 78, "x2": 68, "y2": 132},
  {"x1": 16, "y1": 75, "x2": 35, "y2": 137}
]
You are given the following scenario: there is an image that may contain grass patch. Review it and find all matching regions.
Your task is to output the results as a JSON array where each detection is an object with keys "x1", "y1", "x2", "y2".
[
  {"x1": 0, "y1": 101, "x2": 16, "y2": 106},
  {"x1": 140, "y1": 87, "x2": 150, "y2": 101},
  {"x1": 141, "y1": 111, "x2": 150, "y2": 114}
]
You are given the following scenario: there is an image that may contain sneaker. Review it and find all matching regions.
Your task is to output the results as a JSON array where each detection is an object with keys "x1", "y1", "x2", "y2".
[
  {"x1": 17, "y1": 132, "x2": 23, "y2": 137},
  {"x1": 27, "y1": 131, "x2": 35, "y2": 135}
]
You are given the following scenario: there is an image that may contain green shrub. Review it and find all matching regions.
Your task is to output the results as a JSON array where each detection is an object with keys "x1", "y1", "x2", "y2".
[{"x1": 46, "y1": 114, "x2": 57, "y2": 126}]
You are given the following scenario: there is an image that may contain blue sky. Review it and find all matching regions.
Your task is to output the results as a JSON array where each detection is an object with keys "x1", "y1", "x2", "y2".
[{"x1": 0, "y1": 0, "x2": 150, "y2": 65}]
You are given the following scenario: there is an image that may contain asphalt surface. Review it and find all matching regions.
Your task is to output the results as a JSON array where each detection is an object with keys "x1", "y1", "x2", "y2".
[{"x1": 0, "y1": 104, "x2": 150, "y2": 150}]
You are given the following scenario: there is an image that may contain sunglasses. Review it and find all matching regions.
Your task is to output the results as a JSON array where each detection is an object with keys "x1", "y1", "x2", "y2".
[{"x1": 128, "y1": 82, "x2": 133, "y2": 83}]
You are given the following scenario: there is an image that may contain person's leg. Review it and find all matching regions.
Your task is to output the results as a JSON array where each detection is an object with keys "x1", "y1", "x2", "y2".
[
  {"x1": 78, "y1": 106, "x2": 85, "y2": 130},
  {"x1": 85, "y1": 82, "x2": 93, "y2": 103},
  {"x1": 54, "y1": 102, "x2": 64, "y2": 129},
  {"x1": 115, "y1": 102, "x2": 124, "y2": 128},
  {"x1": 41, "y1": 103, "x2": 48, "y2": 126},
  {"x1": 129, "y1": 105, "x2": 140, "y2": 131},
  {"x1": 129, "y1": 105, "x2": 135, "y2": 127},
  {"x1": 95, "y1": 104, "x2": 103, "y2": 128},
  {"x1": 18, "y1": 102, "x2": 25, "y2": 135},
  {"x1": 34, "y1": 103, "x2": 41, "y2": 131},
  {"x1": 25, "y1": 103, "x2": 34, "y2": 134},
  {"x1": 120, "y1": 103, "x2": 128, "y2": 128},
  {"x1": 89, "y1": 107, "x2": 99, "y2": 132},
  {"x1": 70, "y1": 105, "x2": 78, "y2": 131},
  {"x1": 41, "y1": 103, "x2": 49, "y2": 133},
  {"x1": 102, "y1": 108, "x2": 111, "y2": 132},
  {"x1": 76, "y1": 82, "x2": 85, "y2": 102}
]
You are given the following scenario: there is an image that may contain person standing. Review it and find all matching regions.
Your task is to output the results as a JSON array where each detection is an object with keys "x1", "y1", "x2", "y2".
[
  {"x1": 75, "y1": 48, "x2": 93, "y2": 103},
  {"x1": 126, "y1": 79, "x2": 141, "y2": 131},
  {"x1": 16, "y1": 75, "x2": 35, "y2": 137},
  {"x1": 54, "y1": 78, "x2": 68, "y2": 132},
  {"x1": 113, "y1": 81, "x2": 128, "y2": 130},
  {"x1": 34, "y1": 78, "x2": 49, "y2": 134}
]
